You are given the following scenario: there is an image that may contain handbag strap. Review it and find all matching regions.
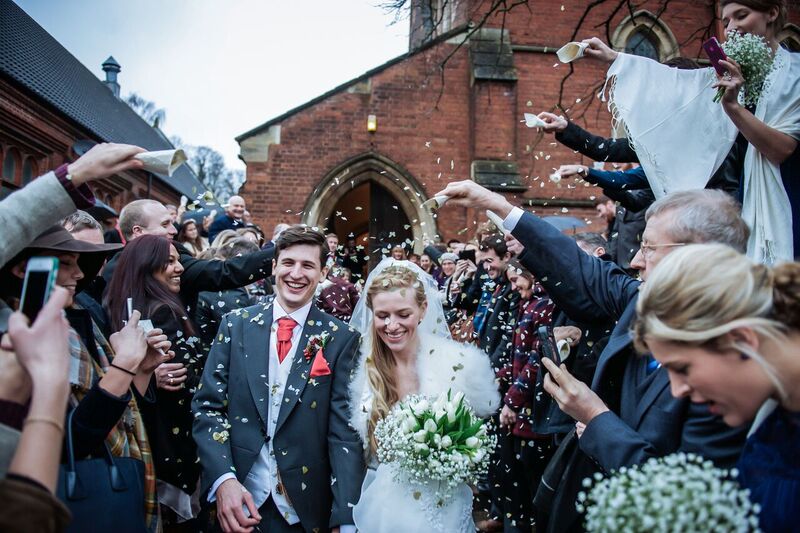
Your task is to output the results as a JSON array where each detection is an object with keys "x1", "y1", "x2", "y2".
[{"x1": 63, "y1": 407, "x2": 118, "y2": 474}]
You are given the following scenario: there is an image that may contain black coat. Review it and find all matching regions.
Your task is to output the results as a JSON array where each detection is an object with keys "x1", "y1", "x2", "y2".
[{"x1": 103, "y1": 241, "x2": 273, "y2": 315}]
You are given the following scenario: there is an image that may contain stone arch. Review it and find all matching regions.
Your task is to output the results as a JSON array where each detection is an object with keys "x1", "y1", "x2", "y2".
[
  {"x1": 302, "y1": 153, "x2": 438, "y2": 251},
  {"x1": 779, "y1": 23, "x2": 800, "y2": 52},
  {"x1": 611, "y1": 10, "x2": 680, "y2": 62}
]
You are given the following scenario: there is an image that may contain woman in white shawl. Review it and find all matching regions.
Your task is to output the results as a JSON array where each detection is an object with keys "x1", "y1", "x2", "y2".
[
  {"x1": 566, "y1": 0, "x2": 799, "y2": 264},
  {"x1": 348, "y1": 259, "x2": 500, "y2": 532}
]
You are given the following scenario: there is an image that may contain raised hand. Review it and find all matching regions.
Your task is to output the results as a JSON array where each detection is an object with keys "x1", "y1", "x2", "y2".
[
  {"x1": 66, "y1": 143, "x2": 145, "y2": 185},
  {"x1": 712, "y1": 58, "x2": 744, "y2": 107},
  {"x1": 108, "y1": 310, "x2": 148, "y2": 373},
  {"x1": 435, "y1": 181, "x2": 514, "y2": 218},
  {"x1": 557, "y1": 164, "x2": 589, "y2": 179},
  {"x1": 581, "y1": 37, "x2": 619, "y2": 63},
  {"x1": 537, "y1": 112, "x2": 568, "y2": 133}
]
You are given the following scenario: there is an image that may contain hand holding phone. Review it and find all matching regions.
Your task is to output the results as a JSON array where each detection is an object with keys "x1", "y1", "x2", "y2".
[
  {"x1": 703, "y1": 37, "x2": 728, "y2": 76},
  {"x1": 20, "y1": 257, "x2": 59, "y2": 322}
]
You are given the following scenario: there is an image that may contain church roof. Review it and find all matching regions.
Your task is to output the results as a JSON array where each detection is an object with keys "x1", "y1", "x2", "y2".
[
  {"x1": 236, "y1": 25, "x2": 469, "y2": 142},
  {"x1": 0, "y1": 0, "x2": 208, "y2": 199}
]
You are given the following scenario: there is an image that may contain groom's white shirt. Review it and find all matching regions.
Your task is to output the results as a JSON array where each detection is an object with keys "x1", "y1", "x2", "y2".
[{"x1": 208, "y1": 299, "x2": 311, "y2": 525}]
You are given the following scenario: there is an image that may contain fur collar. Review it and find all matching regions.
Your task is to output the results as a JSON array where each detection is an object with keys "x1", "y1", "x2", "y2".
[{"x1": 348, "y1": 333, "x2": 500, "y2": 449}]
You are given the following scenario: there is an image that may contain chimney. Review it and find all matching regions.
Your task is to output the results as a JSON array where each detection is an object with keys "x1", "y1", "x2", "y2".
[{"x1": 101, "y1": 56, "x2": 121, "y2": 98}]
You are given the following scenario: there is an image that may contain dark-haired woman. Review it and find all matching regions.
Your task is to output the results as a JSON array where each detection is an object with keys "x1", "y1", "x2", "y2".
[
  {"x1": 105, "y1": 235, "x2": 206, "y2": 527},
  {"x1": 175, "y1": 219, "x2": 208, "y2": 258}
]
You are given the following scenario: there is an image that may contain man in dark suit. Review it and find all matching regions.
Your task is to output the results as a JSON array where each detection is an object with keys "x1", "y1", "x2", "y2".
[
  {"x1": 437, "y1": 180, "x2": 749, "y2": 532},
  {"x1": 193, "y1": 225, "x2": 364, "y2": 533}
]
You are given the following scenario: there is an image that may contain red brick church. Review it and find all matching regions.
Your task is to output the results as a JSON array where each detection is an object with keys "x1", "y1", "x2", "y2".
[{"x1": 237, "y1": 0, "x2": 800, "y2": 259}]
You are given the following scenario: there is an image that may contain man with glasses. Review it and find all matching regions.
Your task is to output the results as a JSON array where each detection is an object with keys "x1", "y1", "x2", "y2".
[{"x1": 435, "y1": 181, "x2": 750, "y2": 533}]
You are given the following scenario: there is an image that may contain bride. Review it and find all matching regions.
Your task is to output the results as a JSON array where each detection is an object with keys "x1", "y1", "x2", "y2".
[{"x1": 348, "y1": 259, "x2": 500, "y2": 532}]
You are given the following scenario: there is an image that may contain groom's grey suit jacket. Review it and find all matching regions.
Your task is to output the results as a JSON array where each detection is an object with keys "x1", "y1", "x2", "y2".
[{"x1": 192, "y1": 302, "x2": 365, "y2": 531}]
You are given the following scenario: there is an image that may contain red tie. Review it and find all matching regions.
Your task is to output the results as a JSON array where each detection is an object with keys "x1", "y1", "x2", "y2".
[{"x1": 276, "y1": 317, "x2": 297, "y2": 363}]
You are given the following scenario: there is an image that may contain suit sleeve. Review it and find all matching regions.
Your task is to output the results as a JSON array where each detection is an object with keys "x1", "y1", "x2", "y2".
[
  {"x1": 328, "y1": 331, "x2": 366, "y2": 528},
  {"x1": 555, "y1": 121, "x2": 639, "y2": 163},
  {"x1": 179, "y1": 246, "x2": 274, "y2": 296},
  {"x1": 579, "y1": 399, "x2": 747, "y2": 471},
  {"x1": 603, "y1": 188, "x2": 655, "y2": 213},
  {"x1": 585, "y1": 167, "x2": 649, "y2": 190},
  {"x1": 512, "y1": 211, "x2": 640, "y2": 323},
  {"x1": 192, "y1": 318, "x2": 237, "y2": 496}
]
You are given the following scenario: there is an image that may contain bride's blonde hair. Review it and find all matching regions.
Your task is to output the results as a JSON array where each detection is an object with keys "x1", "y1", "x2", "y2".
[
  {"x1": 634, "y1": 244, "x2": 800, "y2": 401},
  {"x1": 365, "y1": 265, "x2": 426, "y2": 454}
]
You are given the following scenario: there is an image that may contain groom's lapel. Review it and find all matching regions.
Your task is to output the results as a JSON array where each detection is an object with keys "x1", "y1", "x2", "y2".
[
  {"x1": 275, "y1": 305, "x2": 324, "y2": 435},
  {"x1": 243, "y1": 303, "x2": 273, "y2": 426}
]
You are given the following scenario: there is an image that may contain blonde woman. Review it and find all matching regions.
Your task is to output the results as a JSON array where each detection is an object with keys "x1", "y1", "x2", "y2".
[
  {"x1": 634, "y1": 243, "x2": 800, "y2": 533},
  {"x1": 348, "y1": 259, "x2": 499, "y2": 533}
]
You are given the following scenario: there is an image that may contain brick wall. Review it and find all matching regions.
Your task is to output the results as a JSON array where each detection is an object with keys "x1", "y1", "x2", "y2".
[{"x1": 239, "y1": 0, "x2": 800, "y2": 242}]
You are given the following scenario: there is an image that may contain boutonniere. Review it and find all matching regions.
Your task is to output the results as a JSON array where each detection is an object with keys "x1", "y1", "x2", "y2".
[{"x1": 303, "y1": 332, "x2": 331, "y2": 362}]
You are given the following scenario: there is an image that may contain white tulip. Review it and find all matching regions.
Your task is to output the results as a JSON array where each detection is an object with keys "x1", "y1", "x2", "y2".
[
  {"x1": 453, "y1": 391, "x2": 465, "y2": 405},
  {"x1": 413, "y1": 442, "x2": 429, "y2": 453},
  {"x1": 424, "y1": 419, "x2": 437, "y2": 433},
  {"x1": 413, "y1": 429, "x2": 428, "y2": 443},
  {"x1": 446, "y1": 407, "x2": 457, "y2": 423},
  {"x1": 413, "y1": 399, "x2": 429, "y2": 414},
  {"x1": 441, "y1": 435, "x2": 453, "y2": 448},
  {"x1": 465, "y1": 436, "x2": 480, "y2": 449}
]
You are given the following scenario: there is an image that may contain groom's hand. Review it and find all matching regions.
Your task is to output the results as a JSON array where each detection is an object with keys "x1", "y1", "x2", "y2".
[{"x1": 216, "y1": 478, "x2": 261, "y2": 533}]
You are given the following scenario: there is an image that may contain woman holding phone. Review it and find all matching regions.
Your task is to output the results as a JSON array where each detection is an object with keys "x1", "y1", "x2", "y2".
[
  {"x1": 0, "y1": 225, "x2": 168, "y2": 532},
  {"x1": 556, "y1": 0, "x2": 799, "y2": 263},
  {"x1": 105, "y1": 234, "x2": 206, "y2": 528}
]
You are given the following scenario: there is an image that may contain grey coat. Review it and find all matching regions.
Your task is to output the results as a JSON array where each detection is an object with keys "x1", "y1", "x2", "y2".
[{"x1": 192, "y1": 302, "x2": 365, "y2": 532}]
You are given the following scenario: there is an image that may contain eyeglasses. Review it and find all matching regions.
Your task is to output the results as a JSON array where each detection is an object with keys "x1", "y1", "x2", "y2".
[{"x1": 639, "y1": 242, "x2": 686, "y2": 259}]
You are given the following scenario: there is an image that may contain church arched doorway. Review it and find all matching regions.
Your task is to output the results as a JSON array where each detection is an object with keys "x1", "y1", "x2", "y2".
[{"x1": 302, "y1": 153, "x2": 437, "y2": 278}]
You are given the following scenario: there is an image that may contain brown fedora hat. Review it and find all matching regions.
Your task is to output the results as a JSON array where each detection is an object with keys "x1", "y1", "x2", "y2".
[{"x1": 25, "y1": 225, "x2": 123, "y2": 254}]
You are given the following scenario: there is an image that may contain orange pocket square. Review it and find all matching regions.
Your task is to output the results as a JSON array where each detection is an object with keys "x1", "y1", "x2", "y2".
[{"x1": 310, "y1": 349, "x2": 332, "y2": 378}]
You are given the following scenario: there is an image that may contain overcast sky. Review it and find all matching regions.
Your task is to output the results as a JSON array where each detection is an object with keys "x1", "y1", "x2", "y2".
[{"x1": 16, "y1": 0, "x2": 409, "y2": 170}]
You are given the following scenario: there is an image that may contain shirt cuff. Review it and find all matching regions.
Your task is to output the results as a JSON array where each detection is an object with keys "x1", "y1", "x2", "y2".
[
  {"x1": 54, "y1": 164, "x2": 95, "y2": 210},
  {"x1": 339, "y1": 525, "x2": 356, "y2": 533},
  {"x1": 502, "y1": 206, "x2": 525, "y2": 232},
  {"x1": 557, "y1": 339, "x2": 571, "y2": 359},
  {"x1": 208, "y1": 473, "x2": 237, "y2": 502}
]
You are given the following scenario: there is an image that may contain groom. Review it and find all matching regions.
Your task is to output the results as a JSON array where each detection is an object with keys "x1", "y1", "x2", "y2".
[{"x1": 193, "y1": 225, "x2": 365, "y2": 533}]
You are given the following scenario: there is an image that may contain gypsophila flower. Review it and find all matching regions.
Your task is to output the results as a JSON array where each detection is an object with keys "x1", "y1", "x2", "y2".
[
  {"x1": 580, "y1": 452, "x2": 760, "y2": 532},
  {"x1": 374, "y1": 389, "x2": 496, "y2": 505},
  {"x1": 714, "y1": 31, "x2": 775, "y2": 106}
]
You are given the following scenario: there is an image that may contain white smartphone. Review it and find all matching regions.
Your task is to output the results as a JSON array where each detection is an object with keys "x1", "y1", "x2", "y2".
[{"x1": 20, "y1": 257, "x2": 59, "y2": 321}]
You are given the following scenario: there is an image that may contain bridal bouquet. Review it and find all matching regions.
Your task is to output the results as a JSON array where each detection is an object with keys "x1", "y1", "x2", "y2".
[
  {"x1": 375, "y1": 389, "x2": 496, "y2": 503},
  {"x1": 578, "y1": 453, "x2": 761, "y2": 533},
  {"x1": 714, "y1": 30, "x2": 775, "y2": 106}
]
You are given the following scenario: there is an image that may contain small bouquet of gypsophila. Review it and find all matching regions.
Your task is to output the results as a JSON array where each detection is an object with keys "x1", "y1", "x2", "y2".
[
  {"x1": 578, "y1": 452, "x2": 761, "y2": 533},
  {"x1": 714, "y1": 30, "x2": 776, "y2": 106},
  {"x1": 374, "y1": 389, "x2": 496, "y2": 506}
]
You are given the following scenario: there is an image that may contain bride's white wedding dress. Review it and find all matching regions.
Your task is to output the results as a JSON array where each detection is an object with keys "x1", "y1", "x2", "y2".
[{"x1": 348, "y1": 332, "x2": 500, "y2": 532}]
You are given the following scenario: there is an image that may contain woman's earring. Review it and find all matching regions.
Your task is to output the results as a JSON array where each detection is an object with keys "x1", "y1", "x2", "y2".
[{"x1": 739, "y1": 352, "x2": 750, "y2": 361}]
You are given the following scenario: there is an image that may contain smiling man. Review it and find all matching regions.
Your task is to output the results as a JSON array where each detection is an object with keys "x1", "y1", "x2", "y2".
[
  {"x1": 436, "y1": 180, "x2": 751, "y2": 532},
  {"x1": 193, "y1": 225, "x2": 364, "y2": 533},
  {"x1": 207, "y1": 195, "x2": 246, "y2": 244}
]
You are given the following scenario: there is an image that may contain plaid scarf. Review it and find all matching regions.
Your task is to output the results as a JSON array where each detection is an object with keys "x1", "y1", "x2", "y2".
[{"x1": 67, "y1": 315, "x2": 160, "y2": 532}]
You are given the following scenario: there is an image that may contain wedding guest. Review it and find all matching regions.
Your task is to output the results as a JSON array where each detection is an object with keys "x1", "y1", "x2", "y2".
[
  {"x1": 318, "y1": 265, "x2": 360, "y2": 321},
  {"x1": 0, "y1": 226, "x2": 169, "y2": 532},
  {"x1": 437, "y1": 180, "x2": 749, "y2": 533},
  {"x1": 176, "y1": 219, "x2": 209, "y2": 258},
  {"x1": 578, "y1": 0, "x2": 799, "y2": 261},
  {"x1": 390, "y1": 245, "x2": 406, "y2": 260},
  {"x1": 195, "y1": 238, "x2": 259, "y2": 346},
  {"x1": 105, "y1": 235, "x2": 206, "y2": 527},
  {"x1": 0, "y1": 287, "x2": 71, "y2": 533},
  {"x1": 496, "y1": 264, "x2": 555, "y2": 533},
  {"x1": 634, "y1": 244, "x2": 800, "y2": 533},
  {"x1": 407, "y1": 252, "x2": 420, "y2": 266},
  {"x1": 210, "y1": 229, "x2": 238, "y2": 250},
  {"x1": 106, "y1": 198, "x2": 274, "y2": 316},
  {"x1": 237, "y1": 226, "x2": 264, "y2": 247},
  {"x1": 207, "y1": 195, "x2": 246, "y2": 244}
]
